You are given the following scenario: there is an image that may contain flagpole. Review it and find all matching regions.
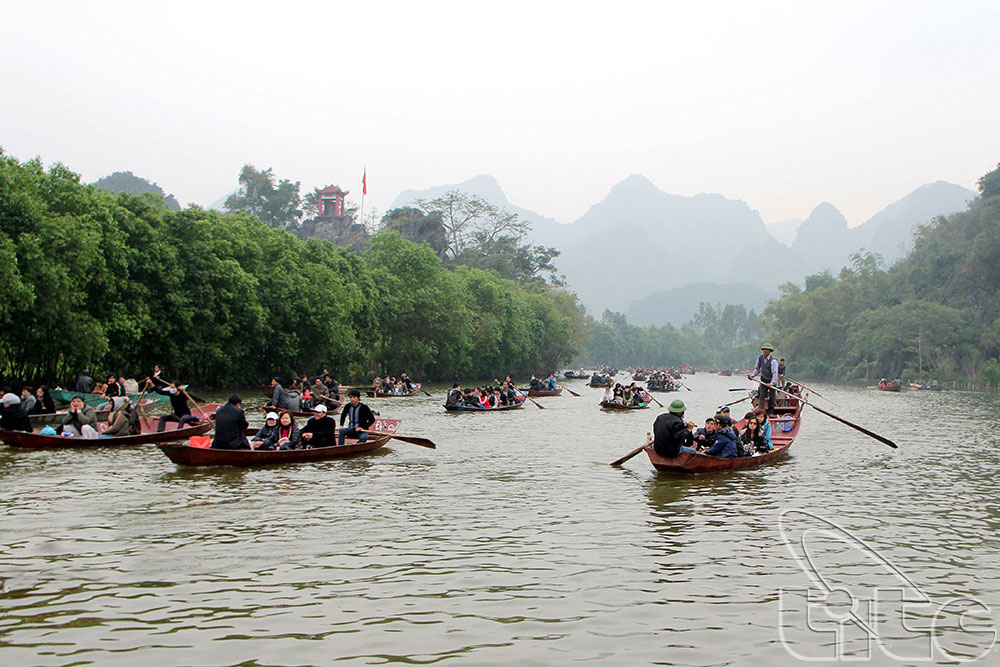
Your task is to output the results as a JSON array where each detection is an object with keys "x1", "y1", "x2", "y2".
[{"x1": 360, "y1": 165, "x2": 366, "y2": 229}]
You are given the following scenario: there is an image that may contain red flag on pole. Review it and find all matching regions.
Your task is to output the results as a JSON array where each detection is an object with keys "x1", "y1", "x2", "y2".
[{"x1": 362, "y1": 168, "x2": 367, "y2": 195}]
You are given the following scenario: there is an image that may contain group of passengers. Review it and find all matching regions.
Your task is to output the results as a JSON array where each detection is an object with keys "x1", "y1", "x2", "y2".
[
  {"x1": 652, "y1": 400, "x2": 775, "y2": 459},
  {"x1": 528, "y1": 374, "x2": 559, "y2": 391},
  {"x1": 445, "y1": 380, "x2": 523, "y2": 409},
  {"x1": 600, "y1": 382, "x2": 649, "y2": 407},
  {"x1": 646, "y1": 371, "x2": 682, "y2": 392},
  {"x1": 372, "y1": 374, "x2": 419, "y2": 395},
  {"x1": 267, "y1": 373, "x2": 342, "y2": 412}
]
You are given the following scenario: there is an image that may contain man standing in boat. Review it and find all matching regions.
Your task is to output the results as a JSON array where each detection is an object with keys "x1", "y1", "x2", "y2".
[
  {"x1": 748, "y1": 344, "x2": 779, "y2": 414},
  {"x1": 211, "y1": 395, "x2": 251, "y2": 450}
]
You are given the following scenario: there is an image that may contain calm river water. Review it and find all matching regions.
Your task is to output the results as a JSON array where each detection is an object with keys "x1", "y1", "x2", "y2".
[{"x1": 1, "y1": 374, "x2": 998, "y2": 665}]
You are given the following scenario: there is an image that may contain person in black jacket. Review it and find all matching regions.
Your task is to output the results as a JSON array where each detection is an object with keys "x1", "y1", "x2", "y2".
[
  {"x1": 149, "y1": 380, "x2": 200, "y2": 432},
  {"x1": 339, "y1": 389, "x2": 375, "y2": 445},
  {"x1": 75, "y1": 369, "x2": 96, "y2": 394},
  {"x1": 31, "y1": 386, "x2": 57, "y2": 415},
  {"x1": 301, "y1": 404, "x2": 339, "y2": 447},
  {"x1": 0, "y1": 393, "x2": 32, "y2": 432},
  {"x1": 651, "y1": 399, "x2": 697, "y2": 458},
  {"x1": 211, "y1": 396, "x2": 250, "y2": 449}
]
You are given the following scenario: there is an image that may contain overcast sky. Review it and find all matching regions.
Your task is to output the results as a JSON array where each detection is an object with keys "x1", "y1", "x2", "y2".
[{"x1": 3, "y1": 0, "x2": 998, "y2": 226}]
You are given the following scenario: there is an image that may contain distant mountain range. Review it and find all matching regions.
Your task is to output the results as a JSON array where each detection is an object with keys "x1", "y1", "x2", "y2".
[{"x1": 394, "y1": 175, "x2": 974, "y2": 325}]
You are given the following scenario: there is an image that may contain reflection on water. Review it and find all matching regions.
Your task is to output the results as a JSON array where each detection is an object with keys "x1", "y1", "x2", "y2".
[{"x1": 1, "y1": 377, "x2": 999, "y2": 665}]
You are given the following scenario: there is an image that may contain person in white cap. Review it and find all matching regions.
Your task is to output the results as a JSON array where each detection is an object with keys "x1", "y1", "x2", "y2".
[
  {"x1": 1, "y1": 393, "x2": 32, "y2": 432},
  {"x1": 300, "y1": 403, "x2": 338, "y2": 447},
  {"x1": 251, "y1": 412, "x2": 280, "y2": 448}
]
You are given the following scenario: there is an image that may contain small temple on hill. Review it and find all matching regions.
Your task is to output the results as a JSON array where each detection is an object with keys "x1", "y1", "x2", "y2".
[{"x1": 302, "y1": 184, "x2": 369, "y2": 249}]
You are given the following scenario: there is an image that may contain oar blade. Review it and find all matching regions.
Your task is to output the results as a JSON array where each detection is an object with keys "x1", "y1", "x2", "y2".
[{"x1": 610, "y1": 444, "x2": 647, "y2": 466}]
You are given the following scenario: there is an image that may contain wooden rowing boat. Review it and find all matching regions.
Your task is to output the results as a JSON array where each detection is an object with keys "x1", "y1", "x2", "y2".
[
  {"x1": 443, "y1": 402, "x2": 524, "y2": 412},
  {"x1": 600, "y1": 400, "x2": 649, "y2": 411},
  {"x1": 158, "y1": 433, "x2": 394, "y2": 467},
  {"x1": 1, "y1": 416, "x2": 215, "y2": 449},
  {"x1": 527, "y1": 387, "x2": 562, "y2": 397},
  {"x1": 587, "y1": 381, "x2": 612, "y2": 388},
  {"x1": 644, "y1": 400, "x2": 803, "y2": 473},
  {"x1": 869, "y1": 383, "x2": 902, "y2": 392},
  {"x1": 366, "y1": 384, "x2": 421, "y2": 398},
  {"x1": 28, "y1": 398, "x2": 160, "y2": 427}
]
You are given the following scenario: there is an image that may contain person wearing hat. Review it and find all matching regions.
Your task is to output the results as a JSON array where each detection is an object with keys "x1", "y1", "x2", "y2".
[
  {"x1": 651, "y1": 399, "x2": 697, "y2": 458},
  {"x1": 301, "y1": 403, "x2": 339, "y2": 447},
  {"x1": 749, "y1": 343, "x2": 780, "y2": 414},
  {"x1": 211, "y1": 396, "x2": 250, "y2": 449},
  {"x1": 0, "y1": 393, "x2": 32, "y2": 432},
  {"x1": 251, "y1": 412, "x2": 281, "y2": 448},
  {"x1": 339, "y1": 389, "x2": 376, "y2": 445}
]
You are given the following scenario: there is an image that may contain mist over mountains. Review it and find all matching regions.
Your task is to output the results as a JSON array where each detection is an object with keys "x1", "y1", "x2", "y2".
[{"x1": 394, "y1": 175, "x2": 974, "y2": 325}]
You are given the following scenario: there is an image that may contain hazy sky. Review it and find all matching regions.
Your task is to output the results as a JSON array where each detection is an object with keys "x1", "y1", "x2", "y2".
[{"x1": 3, "y1": 1, "x2": 998, "y2": 226}]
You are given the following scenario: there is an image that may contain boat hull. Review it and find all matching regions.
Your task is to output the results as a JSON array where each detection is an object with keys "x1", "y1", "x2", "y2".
[
  {"x1": 158, "y1": 434, "x2": 392, "y2": 467},
  {"x1": 443, "y1": 402, "x2": 523, "y2": 412},
  {"x1": 1, "y1": 417, "x2": 214, "y2": 448},
  {"x1": 527, "y1": 388, "x2": 562, "y2": 397}
]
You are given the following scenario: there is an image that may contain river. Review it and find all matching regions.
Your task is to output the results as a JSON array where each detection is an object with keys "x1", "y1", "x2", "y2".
[{"x1": 1, "y1": 374, "x2": 998, "y2": 665}]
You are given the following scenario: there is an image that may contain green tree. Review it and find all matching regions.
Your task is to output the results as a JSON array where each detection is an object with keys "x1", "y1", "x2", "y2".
[{"x1": 225, "y1": 164, "x2": 302, "y2": 229}]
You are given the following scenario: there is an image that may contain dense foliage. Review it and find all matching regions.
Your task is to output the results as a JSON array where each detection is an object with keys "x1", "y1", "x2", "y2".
[
  {"x1": 0, "y1": 153, "x2": 586, "y2": 387},
  {"x1": 762, "y1": 162, "x2": 1000, "y2": 382},
  {"x1": 92, "y1": 171, "x2": 180, "y2": 210},
  {"x1": 579, "y1": 305, "x2": 763, "y2": 369}
]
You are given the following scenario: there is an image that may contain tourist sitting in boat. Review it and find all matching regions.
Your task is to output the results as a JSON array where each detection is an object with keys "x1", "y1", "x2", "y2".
[
  {"x1": 311, "y1": 377, "x2": 330, "y2": 401},
  {"x1": 372, "y1": 376, "x2": 383, "y2": 392},
  {"x1": 58, "y1": 396, "x2": 98, "y2": 437},
  {"x1": 601, "y1": 385, "x2": 615, "y2": 403},
  {"x1": 30, "y1": 386, "x2": 56, "y2": 415},
  {"x1": 260, "y1": 412, "x2": 302, "y2": 450},
  {"x1": 545, "y1": 374, "x2": 558, "y2": 390},
  {"x1": 462, "y1": 387, "x2": 480, "y2": 407},
  {"x1": 500, "y1": 381, "x2": 519, "y2": 405},
  {"x1": 75, "y1": 369, "x2": 96, "y2": 394},
  {"x1": 103, "y1": 373, "x2": 127, "y2": 411},
  {"x1": 529, "y1": 375, "x2": 541, "y2": 390},
  {"x1": 19, "y1": 386, "x2": 36, "y2": 414},
  {"x1": 652, "y1": 399, "x2": 697, "y2": 457},
  {"x1": 693, "y1": 417, "x2": 718, "y2": 452},
  {"x1": 103, "y1": 398, "x2": 141, "y2": 437},
  {"x1": 704, "y1": 416, "x2": 740, "y2": 457},
  {"x1": 740, "y1": 416, "x2": 769, "y2": 456},
  {"x1": 1, "y1": 393, "x2": 32, "y2": 432},
  {"x1": 300, "y1": 404, "x2": 338, "y2": 447},
  {"x1": 400, "y1": 374, "x2": 415, "y2": 393},
  {"x1": 753, "y1": 408, "x2": 773, "y2": 451},
  {"x1": 339, "y1": 389, "x2": 375, "y2": 445},
  {"x1": 446, "y1": 384, "x2": 463, "y2": 406},
  {"x1": 212, "y1": 395, "x2": 250, "y2": 450},
  {"x1": 150, "y1": 380, "x2": 201, "y2": 432},
  {"x1": 251, "y1": 412, "x2": 280, "y2": 448}
]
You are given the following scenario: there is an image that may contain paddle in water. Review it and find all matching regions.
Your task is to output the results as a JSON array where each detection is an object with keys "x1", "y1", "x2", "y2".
[
  {"x1": 610, "y1": 432, "x2": 653, "y2": 466},
  {"x1": 366, "y1": 431, "x2": 437, "y2": 449},
  {"x1": 560, "y1": 384, "x2": 581, "y2": 397},
  {"x1": 748, "y1": 378, "x2": 898, "y2": 449}
]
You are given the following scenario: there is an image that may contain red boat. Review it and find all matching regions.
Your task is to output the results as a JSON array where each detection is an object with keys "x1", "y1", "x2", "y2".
[
  {"x1": 527, "y1": 387, "x2": 562, "y2": 397},
  {"x1": 643, "y1": 398, "x2": 803, "y2": 473},
  {"x1": 158, "y1": 418, "x2": 403, "y2": 467}
]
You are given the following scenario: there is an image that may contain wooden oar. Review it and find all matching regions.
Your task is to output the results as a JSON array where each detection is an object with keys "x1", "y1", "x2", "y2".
[
  {"x1": 422, "y1": 389, "x2": 432, "y2": 397},
  {"x1": 644, "y1": 392, "x2": 664, "y2": 408},
  {"x1": 180, "y1": 387, "x2": 208, "y2": 419},
  {"x1": 610, "y1": 433, "x2": 652, "y2": 466},
  {"x1": 782, "y1": 375, "x2": 841, "y2": 407},
  {"x1": 748, "y1": 378, "x2": 898, "y2": 449},
  {"x1": 559, "y1": 384, "x2": 581, "y2": 397},
  {"x1": 366, "y1": 430, "x2": 437, "y2": 449},
  {"x1": 722, "y1": 394, "x2": 752, "y2": 408},
  {"x1": 677, "y1": 381, "x2": 692, "y2": 392},
  {"x1": 134, "y1": 382, "x2": 151, "y2": 417}
]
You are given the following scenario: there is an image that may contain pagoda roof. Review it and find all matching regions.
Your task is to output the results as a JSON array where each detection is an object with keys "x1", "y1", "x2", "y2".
[{"x1": 316, "y1": 184, "x2": 348, "y2": 196}]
